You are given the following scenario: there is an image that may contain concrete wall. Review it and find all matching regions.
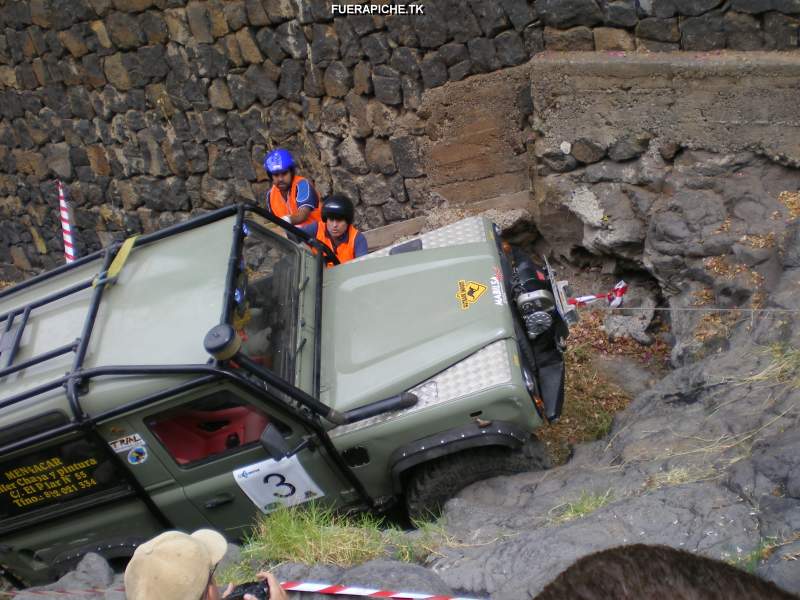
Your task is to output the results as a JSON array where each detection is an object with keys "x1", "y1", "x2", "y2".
[{"x1": 529, "y1": 52, "x2": 800, "y2": 167}]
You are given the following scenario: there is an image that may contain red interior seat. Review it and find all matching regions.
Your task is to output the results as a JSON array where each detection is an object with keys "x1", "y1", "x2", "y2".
[{"x1": 150, "y1": 406, "x2": 269, "y2": 464}]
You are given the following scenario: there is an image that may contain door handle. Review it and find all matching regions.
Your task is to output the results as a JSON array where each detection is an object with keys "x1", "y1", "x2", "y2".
[{"x1": 203, "y1": 493, "x2": 234, "y2": 509}]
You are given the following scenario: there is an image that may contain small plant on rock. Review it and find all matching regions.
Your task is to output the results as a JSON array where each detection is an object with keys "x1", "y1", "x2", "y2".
[
  {"x1": 742, "y1": 344, "x2": 800, "y2": 390},
  {"x1": 548, "y1": 489, "x2": 614, "y2": 525},
  {"x1": 725, "y1": 535, "x2": 797, "y2": 574},
  {"x1": 778, "y1": 190, "x2": 800, "y2": 220},
  {"x1": 644, "y1": 465, "x2": 719, "y2": 490},
  {"x1": 739, "y1": 232, "x2": 776, "y2": 249},
  {"x1": 691, "y1": 287, "x2": 715, "y2": 307}
]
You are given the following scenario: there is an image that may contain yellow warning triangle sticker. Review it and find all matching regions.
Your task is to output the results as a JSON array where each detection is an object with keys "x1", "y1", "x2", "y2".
[{"x1": 456, "y1": 280, "x2": 487, "y2": 310}]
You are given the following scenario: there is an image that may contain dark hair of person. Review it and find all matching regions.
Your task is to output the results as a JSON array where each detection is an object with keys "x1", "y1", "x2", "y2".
[{"x1": 534, "y1": 544, "x2": 798, "y2": 600}]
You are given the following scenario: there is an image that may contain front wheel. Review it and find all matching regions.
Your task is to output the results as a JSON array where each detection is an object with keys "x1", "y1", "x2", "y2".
[{"x1": 403, "y1": 436, "x2": 551, "y2": 521}]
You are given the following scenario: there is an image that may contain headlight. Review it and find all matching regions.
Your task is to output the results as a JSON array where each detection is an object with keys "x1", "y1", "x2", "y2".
[{"x1": 522, "y1": 365, "x2": 536, "y2": 394}]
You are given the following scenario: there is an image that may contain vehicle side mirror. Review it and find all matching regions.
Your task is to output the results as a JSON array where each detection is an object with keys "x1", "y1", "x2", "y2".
[{"x1": 259, "y1": 423, "x2": 291, "y2": 460}]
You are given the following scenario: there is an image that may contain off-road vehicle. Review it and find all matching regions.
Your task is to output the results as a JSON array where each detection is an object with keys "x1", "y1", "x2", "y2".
[{"x1": 0, "y1": 204, "x2": 575, "y2": 585}]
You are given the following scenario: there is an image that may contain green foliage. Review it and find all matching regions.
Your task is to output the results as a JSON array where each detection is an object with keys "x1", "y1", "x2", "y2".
[
  {"x1": 726, "y1": 537, "x2": 780, "y2": 574},
  {"x1": 216, "y1": 503, "x2": 454, "y2": 585}
]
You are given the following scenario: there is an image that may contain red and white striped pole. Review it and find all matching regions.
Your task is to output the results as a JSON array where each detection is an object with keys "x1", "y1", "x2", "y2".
[{"x1": 57, "y1": 180, "x2": 76, "y2": 263}]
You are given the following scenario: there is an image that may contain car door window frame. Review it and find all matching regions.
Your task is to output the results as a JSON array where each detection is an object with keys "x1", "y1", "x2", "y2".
[{"x1": 140, "y1": 383, "x2": 308, "y2": 472}]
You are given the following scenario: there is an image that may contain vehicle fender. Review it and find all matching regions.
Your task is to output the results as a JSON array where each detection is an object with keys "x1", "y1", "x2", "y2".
[
  {"x1": 389, "y1": 421, "x2": 529, "y2": 492},
  {"x1": 50, "y1": 536, "x2": 147, "y2": 578}
]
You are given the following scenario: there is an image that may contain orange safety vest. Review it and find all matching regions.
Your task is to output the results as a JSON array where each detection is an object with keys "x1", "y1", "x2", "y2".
[
  {"x1": 315, "y1": 222, "x2": 360, "y2": 267},
  {"x1": 268, "y1": 175, "x2": 322, "y2": 227}
]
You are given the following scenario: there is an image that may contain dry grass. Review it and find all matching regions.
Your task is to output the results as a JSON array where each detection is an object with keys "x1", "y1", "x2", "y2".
[
  {"x1": 742, "y1": 344, "x2": 800, "y2": 389},
  {"x1": 703, "y1": 256, "x2": 748, "y2": 279},
  {"x1": 748, "y1": 269, "x2": 765, "y2": 289},
  {"x1": 750, "y1": 289, "x2": 766, "y2": 310},
  {"x1": 693, "y1": 312, "x2": 740, "y2": 343},
  {"x1": 602, "y1": 342, "x2": 800, "y2": 467},
  {"x1": 701, "y1": 257, "x2": 764, "y2": 300},
  {"x1": 714, "y1": 217, "x2": 732, "y2": 233},
  {"x1": 537, "y1": 310, "x2": 670, "y2": 464},
  {"x1": 739, "y1": 232, "x2": 776, "y2": 249},
  {"x1": 548, "y1": 489, "x2": 614, "y2": 525},
  {"x1": 644, "y1": 465, "x2": 719, "y2": 490},
  {"x1": 692, "y1": 287, "x2": 715, "y2": 307},
  {"x1": 630, "y1": 401, "x2": 799, "y2": 466},
  {"x1": 778, "y1": 190, "x2": 800, "y2": 220}
]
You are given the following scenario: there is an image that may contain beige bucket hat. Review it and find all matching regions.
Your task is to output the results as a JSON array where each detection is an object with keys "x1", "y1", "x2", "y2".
[{"x1": 124, "y1": 529, "x2": 228, "y2": 600}]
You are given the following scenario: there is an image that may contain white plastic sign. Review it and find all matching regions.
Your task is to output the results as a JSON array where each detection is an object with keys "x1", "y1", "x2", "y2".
[
  {"x1": 109, "y1": 433, "x2": 145, "y2": 453},
  {"x1": 232, "y1": 455, "x2": 325, "y2": 513}
]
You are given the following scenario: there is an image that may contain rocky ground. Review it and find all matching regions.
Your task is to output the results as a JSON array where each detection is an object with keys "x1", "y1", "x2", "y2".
[
  {"x1": 14, "y1": 331, "x2": 799, "y2": 599},
  {"x1": 416, "y1": 151, "x2": 800, "y2": 598},
  {"x1": 9, "y1": 151, "x2": 800, "y2": 598}
]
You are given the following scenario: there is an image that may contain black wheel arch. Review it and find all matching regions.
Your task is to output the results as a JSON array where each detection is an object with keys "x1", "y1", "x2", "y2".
[
  {"x1": 50, "y1": 536, "x2": 147, "y2": 578},
  {"x1": 389, "y1": 421, "x2": 530, "y2": 493}
]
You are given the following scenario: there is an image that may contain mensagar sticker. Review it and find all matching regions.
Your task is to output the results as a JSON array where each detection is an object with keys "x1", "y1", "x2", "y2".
[
  {"x1": 1, "y1": 456, "x2": 99, "y2": 509},
  {"x1": 0, "y1": 438, "x2": 126, "y2": 519}
]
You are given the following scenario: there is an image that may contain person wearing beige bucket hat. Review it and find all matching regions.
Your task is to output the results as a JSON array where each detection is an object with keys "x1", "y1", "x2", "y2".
[{"x1": 124, "y1": 528, "x2": 287, "y2": 600}]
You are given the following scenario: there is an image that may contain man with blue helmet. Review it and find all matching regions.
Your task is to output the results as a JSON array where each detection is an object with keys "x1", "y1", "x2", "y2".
[{"x1": 263, "y1": 148, "x2": 322, "y2": 227}]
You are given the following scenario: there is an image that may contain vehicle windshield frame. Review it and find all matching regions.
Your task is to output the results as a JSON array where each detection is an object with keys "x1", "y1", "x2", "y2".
[{"x1": 224, "y1": 205, "x2": 328, "y2": 395}]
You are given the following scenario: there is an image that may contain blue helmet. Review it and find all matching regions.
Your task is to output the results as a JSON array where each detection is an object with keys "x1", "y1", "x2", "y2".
[{"x1": 263, "y1": 148, "x2": 296, "y2": 174}]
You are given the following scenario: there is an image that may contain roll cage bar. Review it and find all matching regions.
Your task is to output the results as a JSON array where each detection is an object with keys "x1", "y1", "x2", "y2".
[{"x1": 0, "y1": 204, "x2": 415, "y2": 515}]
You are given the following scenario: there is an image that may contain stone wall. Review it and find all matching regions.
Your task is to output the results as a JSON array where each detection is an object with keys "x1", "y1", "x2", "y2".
[
  {"x1": 1, "y1": 0, "x2": 800, "y2": 278},
  {"x1": 419, "y1": 63, "x2": 533, "y2": 206}
]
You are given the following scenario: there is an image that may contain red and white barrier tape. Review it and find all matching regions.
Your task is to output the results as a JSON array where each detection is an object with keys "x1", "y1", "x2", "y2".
[
  {"x1": 568, "y1": 280, "x2": 628, "y2": 309},
  {"x1": 0, "y1": 582, "x2": 485, "y2": 599},
  {"x1": 57, "y1": 180, "x2": 76, "y2": 263},
  {"x1": 0, "y1": 589, "x2": 110, "y2": 597},
  {"x1": 281, "y1": 581, "x2": 483, "y2": 599}
]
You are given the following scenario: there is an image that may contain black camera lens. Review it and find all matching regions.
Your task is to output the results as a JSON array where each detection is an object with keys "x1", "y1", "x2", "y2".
[{"x1": 227, "y1": 581, "x2": 269, "y2": 600}]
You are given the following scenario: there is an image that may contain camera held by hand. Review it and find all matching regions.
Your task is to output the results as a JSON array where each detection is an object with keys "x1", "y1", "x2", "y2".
[{"x1": 226, "y1": 581, "x2": 269, "y2": 600}]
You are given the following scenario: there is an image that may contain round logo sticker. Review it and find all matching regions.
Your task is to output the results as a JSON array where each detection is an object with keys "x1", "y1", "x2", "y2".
[{"x1": 128, "y1": 446, "x2": 148, "y2": 465}]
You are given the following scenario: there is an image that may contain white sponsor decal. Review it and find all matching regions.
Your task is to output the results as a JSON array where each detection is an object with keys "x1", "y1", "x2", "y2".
[
  {"x1": 490, "y1": 276, "x2": 507, "y2": 306},
  {"x1": 233, "y1": 455, "x2": 324, "y2": 513},
  {"x1": 109, "y1": 433, "x2": 145, "y2": 453},
  {"x1": 127, "y1": 446, "x2": 148, "y2": 465}
]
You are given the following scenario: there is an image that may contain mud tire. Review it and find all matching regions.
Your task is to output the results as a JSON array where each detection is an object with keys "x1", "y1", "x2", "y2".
[{"x1": 404, "y1": 436, "x2": 551, "y2": 521}]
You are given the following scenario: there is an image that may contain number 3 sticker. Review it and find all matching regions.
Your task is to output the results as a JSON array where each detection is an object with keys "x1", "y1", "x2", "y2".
[
  {"x1": 233, "y1": 455, "x2": 324, "y2": 513},
  {"x1": 263, "y1": 473, "x2": 296, "y2": 498}
]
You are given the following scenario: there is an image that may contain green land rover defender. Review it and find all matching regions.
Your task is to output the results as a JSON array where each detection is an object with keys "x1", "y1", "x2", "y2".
[{"x1": 0, "y1": 204, "x2": 575, "y2": 585}]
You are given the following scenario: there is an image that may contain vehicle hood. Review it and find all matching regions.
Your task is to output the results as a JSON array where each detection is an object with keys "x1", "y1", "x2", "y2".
[{"x1": 319, "y1": 242, "x2": 515, "y2": 413}]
